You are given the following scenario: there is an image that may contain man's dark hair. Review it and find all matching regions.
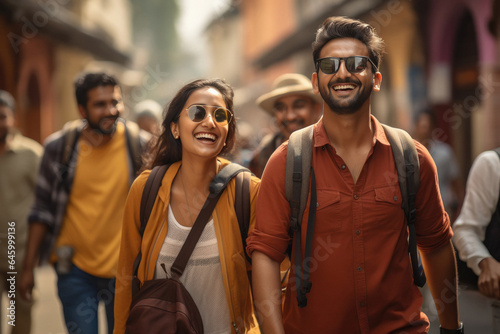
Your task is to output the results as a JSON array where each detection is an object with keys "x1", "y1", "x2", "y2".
[
  {"x1": 0, "y1": 90, "x2": 16, "y2": 112},
  {"x1": 74, "y1": 72, "x2": 119, "y2": 108},
  {"x1": 312, "y1": 16, "x2": 385, "y2": 71}
]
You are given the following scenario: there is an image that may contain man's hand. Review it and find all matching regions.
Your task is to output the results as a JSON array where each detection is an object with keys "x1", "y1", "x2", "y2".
[
  {"x1": 18, "y1": 268, "x2": 35, "y2": 302},
  {"x1": 478, "y1": 257, "x2": 500, "y2": 299}
]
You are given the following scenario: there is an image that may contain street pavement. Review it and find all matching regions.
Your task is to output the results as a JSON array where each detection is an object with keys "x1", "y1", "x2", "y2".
[
  {"x1": 428, "y1": 284, "x2": 498, "y2": 334},
  {"x1": 3, "y1": 266, "x2": 498, "y2": 333},
  {"x1": 2, "y1": 265, "x2": 105, "y2": 334}
]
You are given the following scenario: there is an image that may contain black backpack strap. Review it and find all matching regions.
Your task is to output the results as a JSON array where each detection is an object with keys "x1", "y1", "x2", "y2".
[
  {"x1": 235, "y1": 171, "x2": 252, "y2": 263},
  {"x1": 294, "y1": 168, "x2": 317, "y2": 307},
  {"x1": 59, "y1": 120, "x2": 85, "y2": 186},
  {"x1": 139, "y1": 165, "x2": 170, "y2": 234},
  {"x1": 132, "y1": 164, "x2": 169, "y2": 295},
  {"x1": 382, "y1": 124, "x2": 425, "y2": 287}
]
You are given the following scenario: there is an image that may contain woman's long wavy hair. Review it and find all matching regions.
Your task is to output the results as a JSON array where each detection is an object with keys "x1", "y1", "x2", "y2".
[{"x1": 143, "y1": 78, "x2": 236, "y2": 170}]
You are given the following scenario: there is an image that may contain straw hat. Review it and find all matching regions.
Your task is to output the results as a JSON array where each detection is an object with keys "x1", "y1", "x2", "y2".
[{"x1": 256, "y1": 73, "x2": 322, "y2": 115}]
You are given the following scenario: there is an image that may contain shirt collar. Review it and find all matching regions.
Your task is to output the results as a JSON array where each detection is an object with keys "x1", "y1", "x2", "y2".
[{"x1": 313, "y1": 114, "x2": 391, "y2": 148}]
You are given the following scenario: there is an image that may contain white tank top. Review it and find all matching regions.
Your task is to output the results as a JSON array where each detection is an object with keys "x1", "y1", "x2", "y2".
[{"x1": 155, "y1": 205, "x2": 231, "y2": 334}]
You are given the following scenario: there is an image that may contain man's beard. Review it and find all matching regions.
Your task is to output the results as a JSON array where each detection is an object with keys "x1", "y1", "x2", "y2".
[
  {"x1": 86, "y1": 116, "x2": 119, "y2": 135},
  {"x1": 0, "y1": 130, "x2": 8, "y2": 143},
  {"x1": 319, "y1": 77, "x2": 373, "y2": 115},
  {"x1": 280, "y1": 119, "x2": 306, "y2": 137}
]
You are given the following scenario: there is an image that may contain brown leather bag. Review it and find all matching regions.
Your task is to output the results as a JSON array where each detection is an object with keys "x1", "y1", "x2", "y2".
[{"x1": 126, "y1": 264, "x2": 203, "y2": 334}]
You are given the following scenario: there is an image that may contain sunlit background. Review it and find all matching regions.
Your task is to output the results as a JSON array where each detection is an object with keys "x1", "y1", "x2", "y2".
[
  {"x1": 1, "y1": 0, "x2": 500, "y2": 332},
  {"x1": 1, "y1": 0, "x2": 499, "y2": 176}
]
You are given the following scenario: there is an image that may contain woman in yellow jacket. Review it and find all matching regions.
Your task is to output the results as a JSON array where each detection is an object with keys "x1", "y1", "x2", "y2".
[{"x1": 114, "y1": 79, "x2": 261, "y2": 333}]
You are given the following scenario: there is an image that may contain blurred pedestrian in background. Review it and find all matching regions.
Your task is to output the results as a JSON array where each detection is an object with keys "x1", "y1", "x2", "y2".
[
  {"x1": 133, "y1": 99, "x2": 163, "y2": 136},
  {"x1": 453, "y1": 148, "x2": 500, "y2": 332},
  {"x1": 413, "y1": 109, "x2": 465, "y2": 320},
  {"x1": 19, "y1": 72, "x2": 150, "y2": 334},
  {"x1": 0, "y1": 89, "x2": 42, "y2": 334},
  {"x1": 414, "y1": 109, "x2": 464, "y2": 221},
  {"x1": 248, "y1": 73, "x2": 322, "y2": 177}
]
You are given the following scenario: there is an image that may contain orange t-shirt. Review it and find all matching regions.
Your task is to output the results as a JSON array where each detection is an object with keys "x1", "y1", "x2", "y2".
[
  {"x1": 55, "y1": 123, "x2": 129, "y2": 278},
  {"x1": 247, "y1": 116, "x2": 453, "y2": 334}
]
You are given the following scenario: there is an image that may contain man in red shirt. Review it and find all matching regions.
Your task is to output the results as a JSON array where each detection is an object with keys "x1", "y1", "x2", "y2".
[{"x1": 247, "y1": 16, "x2": 462, "y2": 334}]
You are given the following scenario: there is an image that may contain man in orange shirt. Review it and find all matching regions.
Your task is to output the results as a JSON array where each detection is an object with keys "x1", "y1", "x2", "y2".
[
  {"x1": 18, "y1": 72, "x2": 150, "y2": 334},
  {"x1": 247, "y1": 17, "x2": 462, "y2": 333}
]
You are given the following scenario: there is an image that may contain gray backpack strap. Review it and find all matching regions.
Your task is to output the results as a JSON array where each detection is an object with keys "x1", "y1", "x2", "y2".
[
  {"x1": 285, "y1": 125, "x2": 316, "y2": 307},
  {"x1": 285, "y1": 125, "x2": 314, "y2": 232},
  {"x1": 382, "y1": 124, "x2": 425, "y2": 287}
]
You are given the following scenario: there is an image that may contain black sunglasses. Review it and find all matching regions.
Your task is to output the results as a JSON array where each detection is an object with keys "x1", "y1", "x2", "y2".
[
  {"x1": 185, "y1": 104, "x2": 233, "y2": 126},
  {"x1": 316, "y1": 56, "x2": 378, "y2": 75}
]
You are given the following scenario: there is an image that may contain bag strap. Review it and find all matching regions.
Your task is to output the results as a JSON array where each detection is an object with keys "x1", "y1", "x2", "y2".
[
  {"x1": 133, "y1": 163, "x2": 251, "y2": 283},
  {"x1": 132, "y1": 164, "x2": 170, "y2": 287},
  {"x1": 140, "y1": 165, "x2": 170, "y2": 234},
  {"x1": 294, "y1": 168, "x2": 317, "y2": 307},
  {"x1": 171, "y1": 163, "x2": 251, "y2": 277},
  {"x1": 123, "y1": 120, "x2": 144, "y2": 176},
  {"x1": 59, "y1": 120, "x2": 85, "y2": 185},
  {"x1": 382, "y1": 124, "x2": 425, "y2": 287},
  {"x1": 235, "y1": 171, "x2": 252, "y2": 263},
  {"x1": 170, "y1": 189, "x2": 224, "y2": 277},
  {"x1": 285, "y1": 125, "x2": 314, "y2": 232},
  {"x1": 285, "y1": 125, "x2": 316, "y2": 307}
]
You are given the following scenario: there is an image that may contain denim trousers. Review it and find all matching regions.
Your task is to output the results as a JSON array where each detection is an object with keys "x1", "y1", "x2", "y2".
[{"x1": 56, "y1": 264, "x2": 115, "y2": 334}]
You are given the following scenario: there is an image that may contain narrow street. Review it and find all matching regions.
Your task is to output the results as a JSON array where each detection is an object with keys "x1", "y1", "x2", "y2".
[
  {"x1": 3, "y1": 266, "x2": 497, "y2": 333},
  {"x1": 2, "y1": 265, "x2": 106, "y2": 334}
]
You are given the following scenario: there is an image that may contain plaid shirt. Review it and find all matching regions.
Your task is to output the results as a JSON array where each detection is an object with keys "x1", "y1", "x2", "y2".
[{"x1": 28, "y1": 118, "x2": 150, "y2": 263}]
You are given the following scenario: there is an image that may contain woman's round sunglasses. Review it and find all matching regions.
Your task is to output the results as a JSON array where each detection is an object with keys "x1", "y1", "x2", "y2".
[
  {"x1": 316, "y1": 56, "x2": 378, "y2": 75},
  {"x1": 185, "y1": 104, "x2": 233, "y2": 126}
]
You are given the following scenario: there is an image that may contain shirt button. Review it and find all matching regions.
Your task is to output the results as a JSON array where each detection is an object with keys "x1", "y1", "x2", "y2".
[
  {"x1": 341, "y1": 164, "x2": 346, "y2": 170},
  {"x1": 353, "y1": 194, "x2": 359, "y2": 200},
  {"x1": 357, "y1": 266, "x2": 362, "y2": 272},
  {"x1": 322, "y1": 146, "x2": 326, "y2": 151},
  {"x1": 355, "y1": 230, "x2": 361, "y2": 235},
  {"x1": 393, "y1": 196, "x2": 398, "y2": 201}
]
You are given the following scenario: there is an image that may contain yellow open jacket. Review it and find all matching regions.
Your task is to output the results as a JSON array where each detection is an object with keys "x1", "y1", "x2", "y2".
[{"x1": 114, "y1": 159, "x2": 261, "y2": 334}]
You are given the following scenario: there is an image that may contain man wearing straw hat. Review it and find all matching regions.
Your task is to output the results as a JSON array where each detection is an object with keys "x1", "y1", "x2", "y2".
[{"x1": 249, "y1": 73, "x2": 322, "y2": 177}]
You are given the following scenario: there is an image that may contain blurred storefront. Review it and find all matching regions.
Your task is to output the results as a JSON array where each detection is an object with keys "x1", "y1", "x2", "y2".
[{"x1": 0, "y1": 0, "x2": 133, "y2": 142}]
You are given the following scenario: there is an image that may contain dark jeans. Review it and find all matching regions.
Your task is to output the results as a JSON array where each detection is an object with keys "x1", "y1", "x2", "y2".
[{"x1": 56, "y1": 264, "x2": 115, "y2": 334}]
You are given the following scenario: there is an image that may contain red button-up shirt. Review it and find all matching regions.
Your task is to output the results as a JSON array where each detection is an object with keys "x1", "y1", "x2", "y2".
[{"x1": 247, "y1": 116, "x2": 453, "y2": 334}]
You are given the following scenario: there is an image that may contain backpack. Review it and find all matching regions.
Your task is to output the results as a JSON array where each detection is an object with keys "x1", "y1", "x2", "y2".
[
  {"x1": 126, "y1": 163, "x2": 252, "y2": 334},
  {"x1": 59, "y1": 118, "x2": 145, "y2": 182},
  {"x1": 285, "y1": 124, "x2": 425, "y2": 307}
]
